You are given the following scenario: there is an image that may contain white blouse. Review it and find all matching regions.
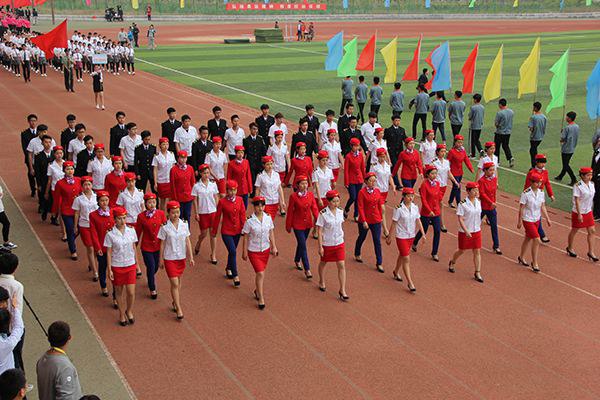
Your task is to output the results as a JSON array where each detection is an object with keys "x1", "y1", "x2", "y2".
[
  {"x1": 255, "y1": 170, "x2": 281, "y2": 205},
  {"x1": 573, "y1": 180, "x2": 595, "y2": 214},
  {"x1": 116, "y1": 189, "x2": 145, "y2": 224},
  {"x1": 242, "y1": 213, "x2": 274, "y2": 252},
  {"x1": 191, "y1": 180, "x2": 219, "y2": 214},
  {"x1": 266, "y1": 144, "x2": 288, "y2": 173},
  {"x1": 152, "y1": 151, "x2": 176, "y2": 184},
  {"x1": 312, "y1": 167, "x2": 334, "y2": 199},
  {"x1": 72, "y1": 193, "x2": 98, "y2": 228},
  {"x1": 456, "y1": 198, "x2": 482, "y2": 233},
  {"x1": 47, "y1": 161, "x2": 65, "y2": 191},
  {"x1": 315, "y1": 207, "x2": 345, "y2": 247},
  {"x1": 392, "y1": 202, "x2": 420, "y2": 239},
  {"x1": 206, "y1": 150, "x2": 227, "y2": 180},
  {"x1": 104, "y1": 226, "x2": 138, "y2": 267},
  {"x1": 157, "y1": 219, "x2": 190, "y2": 260},
  {"x1": 520, "y1": 188, "x2": 545, "y2": 223},
  {"x1": 86, "y1": 157, "x2": 113, "y2": 189}
]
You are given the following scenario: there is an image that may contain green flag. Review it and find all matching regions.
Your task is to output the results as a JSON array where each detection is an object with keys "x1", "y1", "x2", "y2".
[
  {"x1": 468, "y1": 0, "x2": 476, "y2": 8},
  {"x1": 586, "y1": 0, "x2": 592, "y2": 5},
  {"x1": 546, "y1": 48, "x2": 570, "y2": 113},
  {"x1": 337, "y1": 37, "x2": 358, "y2": 77}
]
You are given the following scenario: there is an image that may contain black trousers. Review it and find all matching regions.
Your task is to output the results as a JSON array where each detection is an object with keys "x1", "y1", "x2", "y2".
[
  {"x1": 357, "y1": 102, "x2": 366, "y2": 123},
  {"x1": 432, "y1": 122, "x2": 446, "y2": 142},
  {"x1": 340, "y1": 98, "x2": 352, "y2": 116},
  {"x1": 494, "y1": 134, "x2": 512, "y2": 162},
  {"x1": 13, "y1": 329, "x2": 24, "y2": 372},
  {"x1": 370, "y1": 104, "x2": 381, "y2": 116},
  {"x1": 412, "y1": 113, "x2": 427, "y2": 139},
  {"x1": 22, "y1": 60, "x2": 30, "y2": 81},
  {"x1": 0, "y1": 211, "x2": 10, "y2": 242},
  {"x1": 63, "y1": 68, "x2": 73, "y2": 91},
  {"x1": 451, "y1": 124, "x2": 462, "y2": 136},
  {"x1": 37, "y1": 182, "x2": 52, "y2": 214},
  {"x1": 529, "y1": 140, "x2": 542, "y2": 168},
  {"x1": 594, "y1": 176, "x2": 600, "y2": 219},
  {"x1": 557, "y1": 153, "x2": 576, "y2": 182},
  {"x1": 470, "y1": 129, "x2": 482, "y2": 157},
  {"x1": 25, "y1": 163, "x2": 35, "y2": 195},
  {"x1": 136, "y1": 174, "x2": 156, "y2": 193}
]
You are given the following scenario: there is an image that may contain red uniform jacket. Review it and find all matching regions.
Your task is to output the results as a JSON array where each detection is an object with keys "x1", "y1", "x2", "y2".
[
  {"x1": 447, "y1": 147, "x2": 474, "y2": 177},
  {"x1": 104, "y1": 172, "x2": 126, "y2": 208},
  {"x1": 285, "y1": 191, "x2": 318, "y2": 232},
  {"x1": 478, "y1": 176, "x2": 498, "y2": 211},
  {"x1": 54, "y1": 177, "x2": 82, "y2": 216},
  {"x1": 89, "y1": 208, "x2": 114, "y2": 253},
  {"x1": 419, "y1": 178, "x2": 441, "y2": 216},
  {"x1": 170, "y1": 164, "x2": 195, "y2": 203},
  {"x1": 523, "y1": 168, "x2": 554, "y2": 198},
  {"x1": 285, "y1": 156, "x2": 313, "y2": 186},
  {"x1": 357, "y1": 187, "x2": 384, "y2": 224},
  {"x1": 211, "y1": 196, "x2": 246, "y2": 236},
  {"x1": 344, "y1": 151, "x2": 366, "y2": 185},
  {"x1": 392, "y1": 149, "x2": 423, "y2": 180},
  {"x1": 135, "y1": 209, "x2": 167, "y2": 252},
  {"x1": 227, "y1": 159, "x2": 253, "y2": 196}
]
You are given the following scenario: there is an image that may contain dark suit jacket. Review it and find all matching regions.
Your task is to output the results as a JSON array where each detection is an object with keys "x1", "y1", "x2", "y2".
[
  {"x1": 207, "y1": 118, "x2": 227, "y2": 140},
  {"x1": 299, "y1": 115, "x2": 320, "y2": 135},
  {"x1": 134, "y1": 143, "x2": 156, "y2": 179},
  {"x1": 75, "y1": 149, "x2": 95, "y2": 177},
  {"x1": 291, "y1": 131, "x2": 318, "y2": 159},
  {"x1": 109, "y1": 124, "x2": 127, "y2": 156},
  {"x1": 337, "y1": 114, "x2": 354, "y2": 135},
  {"x1": 34, "y1": 150, "x2": 53, "y2": 187},
  {"x1": 60, "y1": 128, "x2": 77, "y2": 151},
  {"x1": 191, "y1": 139, "x2": 213, "y2": 174},
  {"x1": 21, "y1": 128, "x2": 37, "y2": 164},
  {"x1": 254, "y1": 115, "x2": 275, "y2": 145},
  {"x1": 161, "y1": 119, "x2": 181, "y2": 153},
  {"x1": 340, "y1": 128, "x2": 366, "y2": 156},
  {"x1": 243, "y1": 135, "x2": 267, "y2": 173},
  {"x1": 384, "y1": 125, "x2": 407, "y2": 163}
]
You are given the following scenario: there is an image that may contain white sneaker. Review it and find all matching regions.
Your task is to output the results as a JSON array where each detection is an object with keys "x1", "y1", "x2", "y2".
[
  {"x1": 132, "y1": 72, "x2": 135, "y2": 75},
  {"x1": 3, "y1": 242, "x2": 17, "y2": 250},
  {"x1": 101, "y1": 105, "x2": 105, "y2": 110},
  {"x1": 96, "y1": 105, "x2": 100, "y2": 109}
]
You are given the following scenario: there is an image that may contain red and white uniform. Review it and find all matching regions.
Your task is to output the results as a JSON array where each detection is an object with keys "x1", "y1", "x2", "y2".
[
  {"x1": 392, "y1": 149, "x2": 423, "y2": 181},
  {"x1": 72, "y1": 192, "x2": 98, "y2": 247},
  {"x1": 432, "y1": 157, "x2": 451, "y2": 196},
  {"x1": 206, "y1": 149, "x2": 227, "y2": 193},
  {"x1": 90, "y1": 208, "x2": 114, "y2": 254},
  {"x1": 255, "y1": 170, "x2": 282, "y2": 218},
  {"x1": 477, "y1": 154, "x2": 498, "y2": 179},
  {"x1": 152, "y1": 151, "x2": 176, "y2": 198},
  {"x1": 519, "y1": 188, "x2": 545, "y2": 238},
  {"x1": 392, "y1": 202, "x2": 420, "y2": 256},
  {"x1": 169, "y1": 163, "x2": 195, "y2": 203},
  {"x1": 211, "y1": 196, "x2": 246, "y2": 236},
  {"x1": 191, "y1": 180, "x2": 219, "y2": 230},
  {"x1": 477, "y1": 176, "x2": 497, "y2": 211},
  {"x1": 267, "y1": 143, "x2": 288, "y2": 181},
  {"x1": 285, "y1": 191, "x2": 318, "y2": 232},
  {"x1": 315, "y1": 206, "x2": 345, "y2": 262},
  {"x1": 116, "y1": 188, "x2": 144, "y2": 225},
  {"x1": 135, "y1": 209, "x2": 166, "y2": 253},
  {"x1": 104, "y1": 226, "x2": 138, "y2": 285},
  {"x1": 357, "y1": 187, "x2": 383, "y2": 225},
  {"x1": 524, "y1": 168, "x2": 554, "y2": 198},
  {"x1": 227, "y1": 159, "x2": 253, "y2": 196},
  {"x1": 224, "y1": 127, "x2": 245, "y2": 156},
  {"x1": 285, "y1": 156, "x2": 313, "y2": 186},
  {"x1": 86, "y1": 158, "x2": 113, "y2": 190},
  {"x1": 420, "y1": 139, "x2": 437, "y2": 165},
  {"x1": 572, "y1": 180, "x2": 595, "y2": 228},
  {"x1": 371, "y1": 161, "x2": 392, "y2": 201},
  {"x1": 368, "y1": 138, "x2": 387, "y2": 164},
  {"x1": 447, "y1": 146, "x2": 473, "y2": 177},
  {"x1": 419, "y1": 179, "x2": 441, "y2": 217},
  {"x1": 344, "y1": 151, "x2": 366, "y2": 185},
  {"x1": 157, "y1": 219, "x2": 190, "y2": 278},
  {"x1": 242, "y1": 213, "x2": 274, "y2": 272},
  {"x1": 456, "y1": 197, "x2": 482, "y2": 250},
  {"x1": 54, "y1": 177, "x2": 82, "y2": 217},
  {"x1": 47, "y1": 161, "x2": 65, "y2": 214},
  {"x1": 104, "y1": 171, "x2": 126, "y2": 208},
  {"x1": 322, "y1": 140, "x2": 342, "y2": 181},
  {"x1": 312, "y1": 166, "x2": 334, "y2": 206}
]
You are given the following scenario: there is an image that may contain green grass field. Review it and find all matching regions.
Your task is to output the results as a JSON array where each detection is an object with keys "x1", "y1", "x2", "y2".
[{"x1": 135, "y1": 29, "x2": 600, "y2": 212}]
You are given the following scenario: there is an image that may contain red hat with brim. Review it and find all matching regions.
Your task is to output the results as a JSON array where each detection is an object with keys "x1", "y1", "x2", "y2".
[
  {"x1": 53, "y1": 145, "x2": 64, "y2": 152},
  {"x1": 144, "y1": 193, "x2": 157, "y2": 201},
  {"x1": 404, "y1": 137, "x2": 414, "y2": 144},
  {"x1": 350, "y1": 138, "x2": 361, "y2": 146},
  {"x1": 402, "y1": 187, "x2": 414, "y2": 195},
  {"x1": 295, "y1": 175, "x2": 308, "y2": 184},
  {"x1": 252, "y1": 196, "x2": 266, "y2": 204},
  {"x1": 226, "y1": 180, "x2": 238, "y2": 189},
  {"x1": 325, "y1": 190, "x2": 339, "y2": 200},
  {"x1": 376, "y1": 148, "x2": 387, "y2": 156},
  {"x1": 454, "y1": 135, "x2": 464, "y2": 141},
  {"x1": 466, "y1": 182, "x2": 478, "y2": 190},
  {"x1": 63, "y1": 161, "x2": 74, "y2": 168},
  {"x1": 424, "y1": 164, "x2": 437, "y2": 173},
  {"x1": 166, "y1": 201, "x2": 180, "y2": 211},
  {"x1": 296, "y1": 142, "x2": 306, "y2": 148},
  {"x1": 212, "y1": 136, "x2": 222, "y2": 143},
  {"x1": 317, "y1": 150, "x2": 329, "y2": 159},
  {"x1": 580, "y1": 167, "x2": 593, "y2": 175},
  {"x1": 159, "y1": 137, "x2": 169, "y2": 144},
  {"x1": 327, "y1": 128, "x2": 337, "y2": 134},
  {"x1": 177, "y1": 150, "x2": 188, "y2": 158},
  {"x1": 113, "y1": 206, "x2": 127, "y2": 217},
  {"x1": 234, "y1": 145, "x2": 245, "y2": 152},
  {"x1": 198, "y1": 163, "x2": 210, "y2": 171},
  {"x1": 94, "y1": 143, "x2": 104, "y2": 150},
  {"x1": 111, "y1": 156, "x2": 123, "y2": 163},
  {"x1": 364, "y1": 172, "x2": 376, "y2": 180},
  {"x1": 483, "y1": 162, "x2": 495, "y2": 169},
  {"x1": 262, "y1": 156, "x2": 273, "y2": 163},
  {"x1": 484, "y1": 141, "x2": 495, "y2": 148},
  {"x1": 81, "y1": 176, "x2": 93, "y2": 183},
  {"x1": 96, "y1": 190, "x2": 110, "y2": 199},
  {"x1": 124, "y1": 172, "x2": 136, "y2": 181}
]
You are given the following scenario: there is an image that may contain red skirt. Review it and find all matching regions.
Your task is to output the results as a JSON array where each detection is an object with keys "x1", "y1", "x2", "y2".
[
  {"x1": 248, "y1": 249, "x2": 270, "y2": 272},
  {"x1": 51, "y1": 189, "x2": 60, "y2": 214},
  {"x1": 264, "y1": 204, "x2": 279, "y2": 219},
  {"x1": 381, "y1": 191, "x2": 388, "y2": 203},
  {"x1": 112, "y1": 265, "x2": 136, "y2": 286},
  {"x1": 278, "y1": 172, "x2": 286, "y2": 182},
  {"x1": 79, "y1": 226, "x2": 93, "y2": 247},
  {"x1": 458, "y1": 231, "x2": 482, "y2": 250},
  {"x1": 216, "y1": 178, "x2": 226, "y2": 195},
  {"x1": 165, "y1": 259, "x2": 186, "y2": 278},
  {"x1": 332, "y1": 168, "x2": 340, "y2": 182},
  {"x1": 572, "y1": 211, "x2": 595, "y2": 229},
  {"x1": 321, "y1": 243, "x2": 345, "y2": 262},
  {"x1": 439, "y1": 186, "x2": 447, "y2": 198},
  {"x1": 317, "y1": 198, "x2": 329, "y2": 211},
  {"x1": 522, "y1": 220, "x2": 540, "y2": 239},
  {"x1": 157, "y1": 182, "x2": 172, "y2": 199},
  {"x1": 396, "y1": 237, "x2": 414, "y2": 257},
  {"x1": 198, "y1": 212, "x2": 215, "y2": 230}
]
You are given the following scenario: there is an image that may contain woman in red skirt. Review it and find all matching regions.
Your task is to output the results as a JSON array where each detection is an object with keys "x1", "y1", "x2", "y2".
[
  {"x1": 517, "y1": 173, "x2": 551, "y2": 272},
  {"x1": 191, "y1": 164, "x2": 219, "y2": 263},
  {"x1": 254, "y1": 156, "x2": 285, "y2": 220},
  {"x1": 566, "y1": 167, "x2": 598, "y2": 261},
  {"x1": 104, "y1": 156, "x2": 126, "y2": 208},
  {"x1": 104, "y1": 206, "x2": 139, "y2": 326},
  {"x1": 72, "y1": 176, "x2": 98, "y2": 280},
  {"x1": 448, "y1": 182, "x2": 484, "y2": 282},
  {"x1": 387, "y1": 187, "x2": 424, "y2": 292},
  {"x1": 242, "y1": 196, "x2": 278, "y2": 310},
  {"x1": 315, "y1": 190, "x2": 349, "y2": 300},
  {"x1": 152, "y1": 137, "x2": 176, "y2": 210},
  {"x1": 158, "y1": 201, "x2": 195, "y2": 320}
]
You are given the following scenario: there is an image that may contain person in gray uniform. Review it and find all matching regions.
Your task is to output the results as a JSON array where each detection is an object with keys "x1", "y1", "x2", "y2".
[
  {"x1": 527, "y1": 101, "x2": 547, "y2": 168},
  {"x1": 448, "y1": 90, "x2": 466, "y2": 136},
  {"x1": 354, "y1": 75, "x2": 368, "y2": 124},
  {"x1": 431, "y1": 91, "x2": 447, "y2": 143},
  {"x1": 468, "y1": 93, "x2": 485, "y2": 157},
  {"x1": 340, "y1": 76, "x2": 354, "y2": 116},
  {"x1": 555, "y1": 111, "x2": 579, "y2": 185},
  {"x1": 409, "y1": 84, "x2": 430, "y2": 140},
  {"x1": 369, "y1": 76, "x2": 383, "y2": 116},
  {"x1": 389, "y1": 82, "x2": 404, "y2": 117},
  {"x1": 493, "y1": 98, "x2": 515, "y2": 168}
]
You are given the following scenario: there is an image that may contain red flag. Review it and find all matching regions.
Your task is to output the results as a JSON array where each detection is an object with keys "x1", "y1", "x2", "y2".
[
  {"x1": 402, "y1": 35, "x2": 422, "y2": 81},
  {"x1": 31, "y1": 19, "x2": 68, "y2": 60},
  {"x1": 424, "y1": 44, "x2": 439, "y2": 90},
  {"x1": 461, "y1": 43, "x2": 479, "y2": 94},
  {"x1": 356, "y1": 34, "x2": 376, "y2": 71}
]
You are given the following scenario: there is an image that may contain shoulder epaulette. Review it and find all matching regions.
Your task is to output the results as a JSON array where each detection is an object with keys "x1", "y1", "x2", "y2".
[
  {"x1": 577, "y1": 181, "x2": 583, "y2": 186},
  {"x1": 460, "y1": 199, "x2": 467, "y2": 204},
  {"x1": 320, "y1": 208, "x2": 327, "y2": 214},
  {"x1": 524, "y1": 187, "x2": 532, "y2": 193}
]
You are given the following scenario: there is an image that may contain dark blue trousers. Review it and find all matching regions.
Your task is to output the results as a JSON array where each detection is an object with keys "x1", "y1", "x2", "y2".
[
  {"x1": 241, "y1": 194, "x2": 249, "y2": 209},
  {"x1": 413, "y1": 215, "x2": 441, "y2": 255},
  {"x1": 142, "y1": 250, "x2": 160, "y2": 291},
  {"x1": 449, "y1": 175, "x2": 463, "y2": 205},
  {"x1": 538, "y1": 219, "x2": 546, "y2": 238},
  {"x1": 62, "y1": 215, "x2": 76, "y2": 254},
  {"x1": 180, "y1": 200, "x2": 192, "y2": 227},
  {"x1": 355, "y1": 222, "x2": 383, "y2": 265},
  {"x1": 222, "y1": 234, "x2": 240, "y2": 277},
  {"x1": 401, "y1": 178, "x2": 416, "y2": 188},
  {"x1": 481, "y1": 209, "x2": 500, "y2": 249},
  {"x1": 97, "y1": 253, "x2": 108, "y2": 289},
  {"x1": 293, "y1": 228, "x2": 311, "y2": 270},
  {"x1": 344, "y1": 183, "x2": 362, "y2": 218}
]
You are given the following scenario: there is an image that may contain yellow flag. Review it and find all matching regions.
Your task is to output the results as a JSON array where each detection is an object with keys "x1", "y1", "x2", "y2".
[
  {"x1": 517, "y1": 38, "x2": 540, "y2": 98},
  {"x1": 483, "y1": 45, "x2": 503, "y2": 103},
  {"x1": 513, "y1": 0, "x2": 518, "y2": 7},
  {"x1": 380, "y1": 37, "x2": 397, "y2": 84},
  {"x1": 180, "y1": 0, "x2": 185, "y2": 7},
  {"x1": 131, "y1": 0, "x2": 139, "y2": 9}
]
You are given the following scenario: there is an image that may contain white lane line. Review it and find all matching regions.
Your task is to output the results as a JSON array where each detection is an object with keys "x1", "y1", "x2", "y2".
[{"x1": 266, "y1": 43, "x2": 328, "y2": 55}]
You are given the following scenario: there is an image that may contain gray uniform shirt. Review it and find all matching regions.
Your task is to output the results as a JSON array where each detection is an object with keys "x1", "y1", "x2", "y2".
[
  {"x1": 561, "y1": 123, "x2": 580, "y2": 154},
  {"x1": 494, "y1": 108, "x2": 514, "y2": 135},
  {"x1": 431, "y1": 99, "x2": 447, "y2": 123},
  {"x1": 413, "y1": 92, "x2": 430, "y2": 114},
  {"x1": 355, "y1": 83, "x2": 368, "y2": 104},
  {"x1": 389, "y1": 91, "x2": 404, "y2": 112},
  {"x1": 448, "y1": 100, "x2": 466, "y2": 126},
  {"x1": 37, "y1": 353, "x2": 83, "y2": 400},
  {"x1": 341, "y1": 79, "x2": 353, "y2": 100},
  {"x1": 369, "y1": 85, "x2": 383, "y2": 106},
  {"x1": 468, "y1": 103, "x2": 485, "y2": 130},
  {"x1": 528, "y1": 113, "x2": 547, "y2": 141}
]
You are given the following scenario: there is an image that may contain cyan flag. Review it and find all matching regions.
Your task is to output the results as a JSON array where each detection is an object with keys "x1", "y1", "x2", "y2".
[
  {"x1": 343, "y1": 0, "x2": 348, "y2": 9},
  {"x1": 425, "y1": 0, "x2": 431, "y2": 8},
  {"x1": 431, "y1": 41, "x2": 452, "y2": 91},
  {"x1": 325, "y1": 32, "x2": 344, "y2": 71},
  {"x1": 385, "y1": 0, "x2": 390, "y2": 8},
  {"x1": 560, "y1": 0, "x2": 565, "y2": 10},
  {"x1": 586, "y1": 59, "x2": 600, "y2": 120}
]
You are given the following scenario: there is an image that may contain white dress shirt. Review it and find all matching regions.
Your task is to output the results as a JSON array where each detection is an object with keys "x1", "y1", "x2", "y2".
[
  {"x1": 174, "y1": 126, "x2": 198, "y2": 155},
  {"x1": 152, "y1": 151, "x2": 176, "y2": 184},
  {"x1": 224, "y1": 127, "x2": 245, "y2": 156},
  {"x1": 371, "y1": 161, "x2": 392, "y2": 193},
  {"x1": 157, "y1": 219, "x2": 190, "y2": 260},
  {"x1": 0, "y1": 274, "x2": 24, "y2": 313},
  {"x1": 268, "y1": 123, "x2": 288, "y2": 143},
  {"x1": 315, "y1": 207, "x2": 344, "y2": 246},
  {"x1": 242, "y1": 213, "x2": 274, "y2": 252},
  {"x1": 368, "y1": 138, "x2": 388, "y2": 164},
  {"x1": 118, "y1": 134, "x2": 142, "y2": 166},
  {"x1": 104, "y1": 226, "x2": 138, "y2": 267},
  {"x1": 433, "y1": 158, "x2": 451, "y2": 187},
  {"x1": 477, "y1": 154, "x2": 499, "y2": 179},
  {"x1": 573, "y1": 180, "x2": 595, "y2": 214},
  {"x1": 87, "y1": 157, "x2": 113, "y2": 189},
  {"x1": 27, "y1": 136, "x2": 56, "y2": 156},
  {"x1": 456, "y1": 197, "x2": 482, "y2": 233},
  {"x1": 360, "y1": 122, "x2": 381, "y2": 145},
  {"x1": 72, "y1": 193, "x2": 98, "y2": 228},
  {"x1": 392, "y1": 202, "x2": 421, "y2": 239},
  {"x1": 520, "y1": 188, "x2": 545, "y2": 222},
  {"x1": 312, "y1": 167, "x2": 334, "y2": 198},
  {"x1": 47, "y1": 161, "x2": 65, "y2": 191},
  {"x1": 0, "y1": 308, "x2": 24, "y2": 374},
  {"x1": 267, "y1": 144, "x2": 288, "y2": 173},
  {"x1": 67, "y1": 138, "x2": 86, "y2": 165},
  {"x1": 191, "y1": 180, "x2": 219, "y2": 214},
  {"x1": 116, "y1": 189, "x2": 144, "y2": 224},
  {"x1": 206, "y1": 150, "x2": 227, "y2": 179},
  {"x1": 323, "y1": 140, "x2": 342, "y2": 169},
  {"x1": 255, "y1": 170, "x2": 281, "y2": 205},
  {"x1": 420, "y1": 139, "x2": 437, "y2": 165},
  {"x1": 318, "y1": 120, "x2": 338, "y2": 145}
]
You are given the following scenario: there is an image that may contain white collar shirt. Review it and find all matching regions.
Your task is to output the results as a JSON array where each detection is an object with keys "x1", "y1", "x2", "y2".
[
  {"x1": 242, "y1": 213, "x2": 274, "y2": 252},
  {"x1": 27, "y1": 136, "x2": 56, "y2": 156},
  {"x1": 152, "y1": 151, "x2": 176, "y2": 183},
  {"x1": 477, "y1": 154, "x2": 498, "y2": 179},
  {"x1": 312, "y1": 167, "x2": 334, "y2": 199},
  {"x1": 191, "y1": 180, "x2": 219, "y2": 214},
  {"x1": 266, "y1": 144, "x2": 288, "y2": 172},
  {"x1": 360, "y1": 122, "x2": 381, "y2": 145},
  {"x1": 519, "y1": 188, "x2": 545, "y2": 222},
  {"x1": 157, "y1": 219, "x2": 191, "y2": 260},
  {"x1": 0, "y1": 274, "x2": 24, "y2": 313},
  {"x1": 323, "y1": 140, "x2": 342, "y2": 169},
  {"x1": 116, "y1": 189, "x2": 145, "y2": 223},
  {"x1": 318, "y1": 121, "x2": 338, "y2": 144},
  {"x1": 0, "y1": 308, "x2": 24, "y2": 373},
  {"x1": 392, "y1": 202, "x2": 421, "y2": 239},
  {"x1": 315, "y1": 207, "x2": 345, "y2": 246},
  {"x1": 268, "y1": 123, "x2": 288, "y2": 142},
  {"x1": 573, "y1": 180, "x2": 595, "y2": 214},
  {"x1": 456, "y1": 197, "x2": 482, "y2": 233},
  {"x1": 254, "y1": 170, "x2": 281, "y2": 205},
  {"x1": 371, "y1": 161, "x2": 392, "y2": 193},
  {"x1": 103, "y1": 226, "x2": 138, "y2": 267},
  {"x1": 72, "y1": 193, "x2": 98, "y2": 228},
  {"x1": 206, "y1": 150, "x2": 227, "y2": 179},
  {"x1": 420, "y1": 139, "x2": 437, "y2": 165},
  {"x1": 86, "y1": 157, "x2": 113, "y2": 189},
  {"x1": 68, "y1": 138, "x2": 86, "y2": 165},
  {"x1": 368, "y1": 138, "x2": 387, "y2": 163},
  {"x1": 47, "y1": 161, "x2": 65, "y2": 190},
  {"x1": 433, "y1": 158, "x2": 450, "y2": 187},
  {"x1": 224, "y1": 127, "x2": 245, "y2": 155},
  {"x1": 119, "y1": 134, "x2": 142, "y2": 166},
  {"x1": 174, "y1": 126, "x2": 198, "y2": 155}
]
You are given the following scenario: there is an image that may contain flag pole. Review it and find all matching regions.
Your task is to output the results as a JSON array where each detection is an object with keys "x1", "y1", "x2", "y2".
[{"x1": 51, "y1": 0, "x2": 55, "y2": 25}]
